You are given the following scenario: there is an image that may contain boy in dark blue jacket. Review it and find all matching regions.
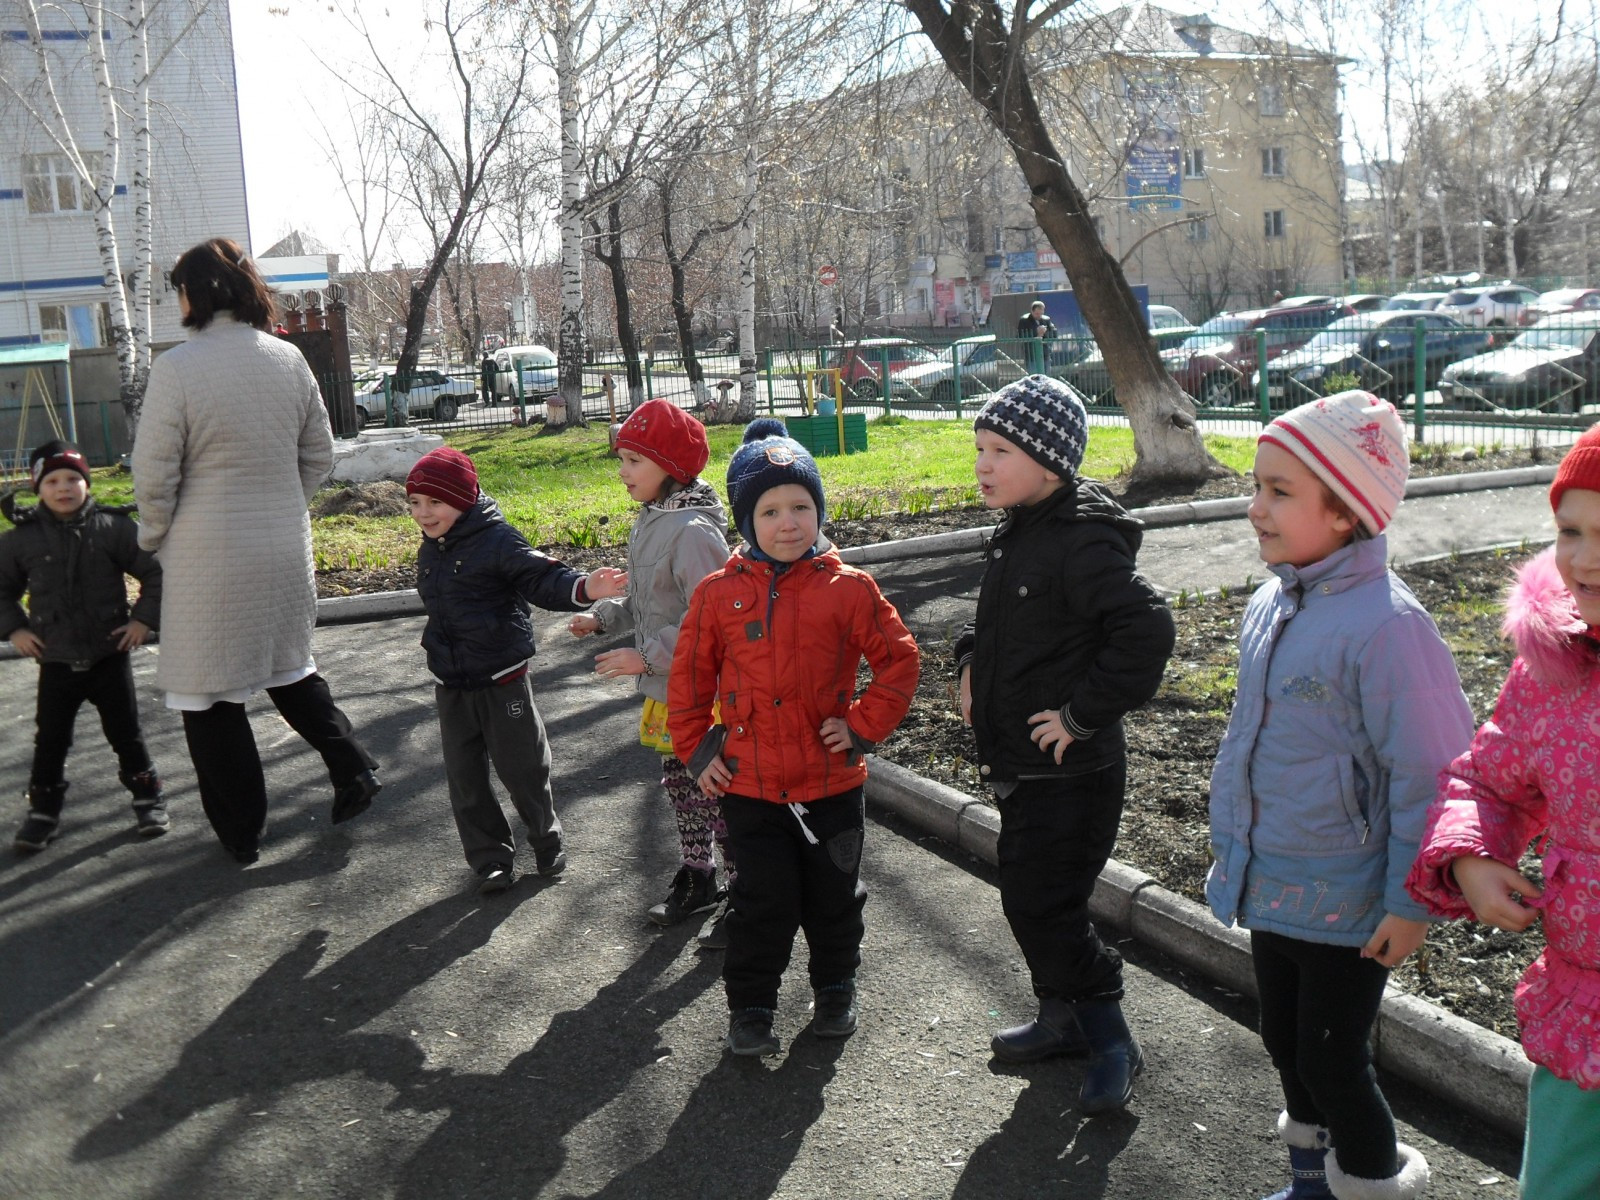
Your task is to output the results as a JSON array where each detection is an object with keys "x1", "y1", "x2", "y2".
[
  {"x1": 953, "y1": 376, "x2": 1174, "y2": 1116},
  {"x1": 1, "y1": 440, "x2": 165, "y2": 851},
  {"x1": 406, "y1": 448, "x2": 626, "y2": 893}
]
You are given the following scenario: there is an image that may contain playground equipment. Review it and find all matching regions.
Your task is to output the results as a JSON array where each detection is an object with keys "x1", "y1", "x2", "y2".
[{"x1": 795, "y1": 368, "x2": 866, "y2": 456}]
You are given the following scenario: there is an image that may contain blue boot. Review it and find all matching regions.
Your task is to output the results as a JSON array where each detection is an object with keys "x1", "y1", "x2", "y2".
[
  {"x1": 1262, "y1": 1112, "x2": 1333, "y2": 1200},
  {"x1": 1071, "y1": 999, "x2": 1144, "y2": 1115}
]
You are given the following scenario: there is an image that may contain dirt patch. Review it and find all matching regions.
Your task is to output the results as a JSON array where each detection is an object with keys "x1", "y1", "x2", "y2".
[
  {"x1": 312, "y1": 481, "x2": 410, "y2": 519},
  {"x1": 876, "y1": 548, "x2": 1539, "y2": 1042}
]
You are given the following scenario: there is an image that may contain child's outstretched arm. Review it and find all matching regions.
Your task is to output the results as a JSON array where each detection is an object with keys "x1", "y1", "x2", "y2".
[
  {"x1": 0, "y1": 533, "x2": 34, "y2": 655},
  {"x1": 501, "y1": 527, "x2": 626, "y2": 612},
  {"x1": 1407, "y1": 660, "x2": 1551, "y2": 926}
]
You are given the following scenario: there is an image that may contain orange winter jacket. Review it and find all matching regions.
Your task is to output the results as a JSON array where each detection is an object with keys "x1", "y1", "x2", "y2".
[{"x1": 668, "y1": 547, "x2": 920, "y2": 804}]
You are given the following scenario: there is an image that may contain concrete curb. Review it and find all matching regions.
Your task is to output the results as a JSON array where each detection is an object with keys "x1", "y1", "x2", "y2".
[
  {"x1": 862, "y1": 755, "x2": 1533, "y2": 1137},
  {"x1": 834, "y1": 463, "x2": 1557, "y2": 567}
]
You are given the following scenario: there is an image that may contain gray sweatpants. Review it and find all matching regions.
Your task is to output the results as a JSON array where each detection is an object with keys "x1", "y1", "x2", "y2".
[{"x1": 436, "y1": 674, "x2": 563, "y2": 872}]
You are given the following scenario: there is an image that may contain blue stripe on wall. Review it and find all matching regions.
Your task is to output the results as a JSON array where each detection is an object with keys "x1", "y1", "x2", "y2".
[
  {"x1": 0, "y1": 276, "x2": 107, "y2": 293},
  {"x1": 2, "y1": 30, "x2": 111, "y2": 40},
  {"x1": 0, "y1": 187, "x2": 127, "y2": 200},
  {"x1": 0, "y1": 335, "x2": 45, "y2": 347}
]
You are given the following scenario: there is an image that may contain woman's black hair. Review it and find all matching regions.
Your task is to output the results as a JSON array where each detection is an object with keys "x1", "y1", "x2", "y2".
[{"x1": 169, "y1": 237, "x2": 278, "y2": 331}]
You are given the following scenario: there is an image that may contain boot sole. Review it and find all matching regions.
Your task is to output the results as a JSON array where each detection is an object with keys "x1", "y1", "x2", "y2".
[{"x1": 726, "y1": 1037, "x2": 780, "y2": 1057}]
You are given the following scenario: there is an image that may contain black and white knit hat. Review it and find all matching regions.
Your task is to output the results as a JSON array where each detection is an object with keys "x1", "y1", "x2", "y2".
[
  {"x1": 726, "y1": 417, "x2": 825, "y2": 544},
  {"x1": 973, "y1": 374, "x2": 1089, "y2": 477}
]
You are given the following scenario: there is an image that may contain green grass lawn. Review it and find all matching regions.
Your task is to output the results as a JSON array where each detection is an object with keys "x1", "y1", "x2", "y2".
[{"x1": 81, "y1": 417, "x2": 1258, "y2": 571}]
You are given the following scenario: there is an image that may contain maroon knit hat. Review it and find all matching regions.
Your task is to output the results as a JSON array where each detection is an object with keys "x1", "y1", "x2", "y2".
[
  {"x1": 29, "y1": 439, "x2": 92, "y2": 493},
  {"x1": 613, "y1": 400, "x2": 709, "y2": 484},
  {"x1": 1551, "y1": 425, "x2": 1600, "y2": 512},
  {"x1": 405, "y1": 447, "x2": 478, "y2": 512}
]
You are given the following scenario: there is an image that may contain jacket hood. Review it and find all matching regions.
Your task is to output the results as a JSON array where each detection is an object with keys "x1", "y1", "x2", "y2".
[
  {"x1": 1503, "y1": 547, "x2": 1597, "y2": 690},
  {"x1": 1009, "y1": 477, "x2": 1144, "y2": 555}
]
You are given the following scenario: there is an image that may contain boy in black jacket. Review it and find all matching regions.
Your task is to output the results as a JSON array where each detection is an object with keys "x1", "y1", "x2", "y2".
[
  {"x1": 953, "y1": 376, "x2": 1175, "y2": 1115},
  {"x1": 405, "y1": 448, "x2": 626, "y2": 894},
  {"x1": 1, "y1": 440, "x2": 165, "y2": 851}
]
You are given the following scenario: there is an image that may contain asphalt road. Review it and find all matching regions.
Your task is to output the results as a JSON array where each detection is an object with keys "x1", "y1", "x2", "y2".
[{"x1": 0, "y1": 549, "x2": 1533, "y2": 1198}]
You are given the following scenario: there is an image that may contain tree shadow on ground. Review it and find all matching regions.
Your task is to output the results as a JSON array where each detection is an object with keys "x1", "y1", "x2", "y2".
[
  {"x1": 953, "y1": 1075, "x2": 1141, "y2": 1199},
  {"x1": 73, "y1": 888, "x2": 526, "y2": 1161},
  {"x1": 387, "y1": 932, "x2": 723, "y2": 1199}
]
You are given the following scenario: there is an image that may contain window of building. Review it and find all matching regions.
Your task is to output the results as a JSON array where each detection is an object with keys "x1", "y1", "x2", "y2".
[
  {"x1": 994, "y1": 226, "x2": 1004, "y2": 252},
  {"x1": 1263, "y1": 210, "x2": 1286, "y2": 239},
  {"x1": 1259, "y1": 83, "x2": 1285, "y2": 117},
  {"x1": 1262, "y1": 147, "x2": 1286, "y2": 177},
  {"x1": 39, "y1": 301, "x2": 113, "y2": 348},
  {"x1": 914, "y1": 233, "x2": 927, "y2": 255},
  {"x1": 24, "y1": 153, "x2": 102, "y2": 215},
  {"x1": 913, "y1": 287, "x2": 930, "y2": 312},
  {"x1": 1186, "y1": 217, "x2": 1210, "y2": 242},
  {"x1": 1185, "y1": 81, "x2": 1208, "y2": 115},
  {"x1": 1183, "y1": 147, "x2": 1206, "y2": 179}
]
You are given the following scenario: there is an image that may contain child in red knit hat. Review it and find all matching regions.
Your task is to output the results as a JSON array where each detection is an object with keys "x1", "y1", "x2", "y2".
[
  {"x1": 569, "y1": 401, "x2": 736, "y2": 944},
  {"x1": 406, "y1": 447, "x2": 626, "y2": 893},
  {"x1": 1408, "y1": 424, "x2": 1600, "y2": 1200}
]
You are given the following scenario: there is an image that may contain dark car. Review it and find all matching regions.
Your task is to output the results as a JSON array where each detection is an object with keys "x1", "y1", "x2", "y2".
[
  {"x1": 1438, "y1": 315, "x2": 1600, "y2": 412},
  {"x1": 1256, "y1": 311, "x2": 1491, "y2": 406},
  {"x1": 1167, "y1": 302, "x2": 1354, "y2": 406}
]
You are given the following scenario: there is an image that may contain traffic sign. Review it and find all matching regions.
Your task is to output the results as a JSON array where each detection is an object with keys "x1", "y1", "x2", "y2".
[{"x1": 818, "y1": 265, "x2": 838, "y2": 286}]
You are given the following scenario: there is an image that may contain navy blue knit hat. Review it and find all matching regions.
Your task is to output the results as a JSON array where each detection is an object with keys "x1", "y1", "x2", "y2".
[
  {"x1": 973, "y1": 374, "x2": 1089, "y2": 477},
  {"x1": 726, "y1": 418, "x2": 825, "y2": 545}
]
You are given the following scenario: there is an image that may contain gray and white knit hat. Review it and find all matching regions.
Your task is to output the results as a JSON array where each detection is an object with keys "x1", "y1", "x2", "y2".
[{"x1": 973, "y1": 374, "x2": 1090, "y2": 477}]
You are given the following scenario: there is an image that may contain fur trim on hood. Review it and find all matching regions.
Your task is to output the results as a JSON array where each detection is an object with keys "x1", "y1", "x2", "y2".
[{"x1": 1503, "y1": 548, "x2": 1596, "y2": 691}]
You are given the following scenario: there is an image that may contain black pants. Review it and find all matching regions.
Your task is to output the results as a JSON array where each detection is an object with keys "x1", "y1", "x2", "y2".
[
  {"x1": 721, "y1": 788, "x2": 866, "y2": 1012},
  {"x1": 29, "y1": 653, "x2": 154, "y2": 807},
  {"x1": 994, "y1": 763, "x2": 1126, "y2": 1003},
  {"x1": 1251, "y1": 929, "x2": 1399, "y2": 1180},
  {"x1": 181, "y1": 672, "x2": 376, "y2": 853},
  {"x1": 435, "y1": 674, "x2": 562, "y2": 872}
]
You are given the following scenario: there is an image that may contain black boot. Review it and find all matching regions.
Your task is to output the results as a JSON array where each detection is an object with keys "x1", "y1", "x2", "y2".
[
  {"x1": 15, "y1": 783, "x2": 67, "y2": 853},
  {"x1": 331, "y1": 769, "x2": 381, "y2": 825},
  {"x1": 726, "y1": 1007, "x2": 780, "y2": 1057},
  {"x1": 991, "y1": 996, "x2": 1089, "y2": 1062},
  {"x1": 120, "y1": 768, "x2": 169, "y2": 838},
  {"x1": 1072, "y1": 999, "x2": 1144, "y2": 1115},
  {"x1": 810, "y1": 981, "x2": 858, "y2": 1039}
]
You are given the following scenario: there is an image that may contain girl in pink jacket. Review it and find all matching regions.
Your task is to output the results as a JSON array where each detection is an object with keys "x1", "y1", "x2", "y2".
[{"x1": 1407, "y1": 425, "x2": 1600, "y2": 1200}]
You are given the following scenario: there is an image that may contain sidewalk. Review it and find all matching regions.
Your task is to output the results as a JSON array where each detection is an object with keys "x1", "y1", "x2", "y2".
[{"x1": 0, "y1": 475, "x2": 1555, "y2": 1199}]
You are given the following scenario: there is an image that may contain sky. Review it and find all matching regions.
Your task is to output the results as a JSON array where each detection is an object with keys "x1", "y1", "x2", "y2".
[{"x1": 229, "y1": 0, "x2": 1593, "y2": 262}]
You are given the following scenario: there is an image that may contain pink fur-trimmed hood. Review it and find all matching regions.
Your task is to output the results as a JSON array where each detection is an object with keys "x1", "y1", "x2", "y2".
[{"x1": 1502, "y1": 548, "x2": 1595, "y2": 691}]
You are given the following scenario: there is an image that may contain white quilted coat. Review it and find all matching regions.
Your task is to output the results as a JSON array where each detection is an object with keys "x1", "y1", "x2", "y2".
[{"x1": 132, "y1": 315, "x2": 334, "y2": 695}]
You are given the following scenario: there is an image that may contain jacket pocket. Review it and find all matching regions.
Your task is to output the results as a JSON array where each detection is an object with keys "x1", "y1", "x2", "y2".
[
  {"x1": 1005, "y1": 573, "x2": 1059, "y2": 644},
  {"x1": 1334, "y1": 755, "x2": 1371, "y2": 844}
]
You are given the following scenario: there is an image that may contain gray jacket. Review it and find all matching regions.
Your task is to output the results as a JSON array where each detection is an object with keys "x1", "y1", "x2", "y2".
[
  {"x1": 590, "y1": 481, "x2": 729, "y2": 703},
  {"x1": 1206, "y1": 536, "x2": 1475, "y2": 947}
]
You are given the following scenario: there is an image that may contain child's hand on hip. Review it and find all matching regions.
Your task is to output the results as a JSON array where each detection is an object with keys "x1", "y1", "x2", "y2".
[
  {"x1": 1361, "y1": 914, "x2": 1429, "y2": 967},
  {"x1": 819, "y1": 716, "x2": 854, "y2": 754},
  {"x1": 1027, "y1": 710, "x2": 1074, "y2": 763},
  {"x1": 1451, "y1": 855, "x2": 1544, "y2": 932},
  {"x1": 8, "y1": 629, "x2": 44, "y2": 659},
  {"x1": 594, "y1": 648, "x2": 646, "y2": 679},
  {"x1": 113, "y1": 620, "x2": 150, "y2": 651},
  {"x1": 958, "y1": 665, "x2": 972, "y2": 725},
  {"x1": 569, "y1": 613, "x2": 602, "y2": 637},
  {"x1": 584, "y1": 567, "x2": 628, "y2": 599},
  {"x1": 697, "y1": 754, "x2": 732, "y2": 798}
]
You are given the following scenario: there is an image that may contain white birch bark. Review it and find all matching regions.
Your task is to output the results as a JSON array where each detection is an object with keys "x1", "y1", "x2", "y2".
[
  {"x1": 554, "y1": 0, "x2": 584, "y2": 427},
  {"x1": 733, "y1": 0, "x2": 764, "y2": 422}
]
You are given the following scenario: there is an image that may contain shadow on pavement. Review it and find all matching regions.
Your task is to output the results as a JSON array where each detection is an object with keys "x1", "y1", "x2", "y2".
[
  {"x1": 73, "y1": 890, "x2": 518, "y2": 1162},
  {"x1": 954, "y1": 1083, "x2": 1141, "y2": 1198}
]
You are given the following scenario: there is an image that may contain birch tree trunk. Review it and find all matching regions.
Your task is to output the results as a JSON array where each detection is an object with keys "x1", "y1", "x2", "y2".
[
  {"x1": 84, "y1": 3, "x2": 139, "y2": 423},
  {"x1": 555, "y1": 5, "x2": 585, "y2": 427},
  {"x1": 733, "y1": 0, "x2": 764, "y2": 423},
  {"x1": 127, "y1": 0, "x2": 153, "y2": 404}
]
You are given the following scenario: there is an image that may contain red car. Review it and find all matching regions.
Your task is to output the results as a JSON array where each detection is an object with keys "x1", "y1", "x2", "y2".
[
  {"x1": 821, "y1": 337, "x2": 939, "y2": 399},
  {"x1": 1520, "y1": 287, "x2": 1600, "y2": 326},
  {"x1": 1164, "y1": 302, "x2": 1355, "y2": 406}
]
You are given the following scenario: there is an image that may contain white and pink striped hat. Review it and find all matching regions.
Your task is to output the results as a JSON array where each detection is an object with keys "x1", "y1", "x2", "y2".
[{"x1": 1260, "y1": 391, "x2": 1408, "y2": 535}]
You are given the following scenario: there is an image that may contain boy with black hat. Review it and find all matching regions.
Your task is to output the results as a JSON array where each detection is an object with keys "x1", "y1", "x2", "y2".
[
  {"x1": 954, "y1": 376, "x2": 1175, "y2": 1115},
  {"x1": 668, "y1": 418, "x2": 920, "y2": 1057},
  {"x1": 406, "y1": 446, "x2": 626, "y2": 893},
  {"x1": 1, "y1": 439, "x2": 166, "y2": 851}
]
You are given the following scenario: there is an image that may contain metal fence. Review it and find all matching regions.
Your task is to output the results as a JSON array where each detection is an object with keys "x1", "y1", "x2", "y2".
[{"x1": 334, "y1": 316, "x2": 1599, "y2": 453}]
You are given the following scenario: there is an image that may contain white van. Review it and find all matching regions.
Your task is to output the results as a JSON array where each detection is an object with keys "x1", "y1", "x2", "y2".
[{"x1": 491, "y1": 344, "x2": 559, "y2": 401}]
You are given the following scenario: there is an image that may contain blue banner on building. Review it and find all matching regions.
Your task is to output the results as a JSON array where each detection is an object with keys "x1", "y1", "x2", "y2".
[{"x1": 1126, "y1": 145, "x2": 1182, "y2": 212}]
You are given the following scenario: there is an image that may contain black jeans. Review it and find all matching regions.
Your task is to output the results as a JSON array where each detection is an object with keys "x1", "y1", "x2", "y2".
[
  {"x1": 994, "y1": 763, "x2": 1126, "y2": 1003},
  {"x1": 29, "y1": 653, "x2": 154, "y2": 807},
  {"x1": 720, "y1": 788, "x2": 867, "y2": 1013},
  {"x1": 181, "y1": 672, "x2": 376, "y2": 853},
  {"x1": 1251, "y1": 929, "x2": 1399, "y2": 1180}
]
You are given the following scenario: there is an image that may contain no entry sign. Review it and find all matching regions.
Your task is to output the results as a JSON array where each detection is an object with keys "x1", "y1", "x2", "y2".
[{"x1": 818, "y1": 265, "x2": 838, "y2": 286}]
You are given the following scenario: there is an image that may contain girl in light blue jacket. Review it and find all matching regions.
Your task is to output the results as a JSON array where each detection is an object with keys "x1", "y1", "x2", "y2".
[{"x1": 1207, "y1": 392, "x2": 1473, "y2": 1200}]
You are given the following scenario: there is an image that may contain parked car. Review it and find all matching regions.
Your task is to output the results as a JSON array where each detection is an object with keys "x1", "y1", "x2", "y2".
[
  {"x1": 821, "y1": 337, "x2": 940, "y2": 399},
  {"x1": 888, "y1": 334, "x2": 1031, "y2": 408},
  {"x1": 1383, "y1": 292, "x2": 1448, "y2": 312},
  {"x1": 1166, "y1": 302, "x2": 1354, "y2": 406},
  {"x1": 1254, "y1": 311, "x2": 1490, "y2": 405},
  {"x1": 491, "y1": 344, "x2": 559, "y2": 402},
  {"x1": 1063, "y1": 305, "x2": 1197, "y2": 400},
  {"x1": 355, "y1": 369, "x2": 475, "y2": 428},
  {"x1": 1342, "y1": 293, "x2": 1391, "y2": 312},
  {"x1": 1520, "y1": 287, "x2": 1600, "y2": 326},
  {"x1": 1269, "y1": 294, "x2": 1336, "y2": 308},
  {"x1": 1435, "y1": 284, "x2": 1541, "y2": 330},
  {"x1": 1438, "y1": 314, "x2": 1600, "y2": 412}
]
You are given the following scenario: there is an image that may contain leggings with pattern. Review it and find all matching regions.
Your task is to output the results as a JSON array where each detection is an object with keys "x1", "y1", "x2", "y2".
[{"x1": 661, "y1": 754, "x2": 735, "y2": 883}]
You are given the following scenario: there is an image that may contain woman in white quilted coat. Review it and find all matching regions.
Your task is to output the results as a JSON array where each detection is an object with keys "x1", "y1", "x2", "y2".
[{"x1": 132, "y1": 239, "x2": 381, "y2": 863}]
